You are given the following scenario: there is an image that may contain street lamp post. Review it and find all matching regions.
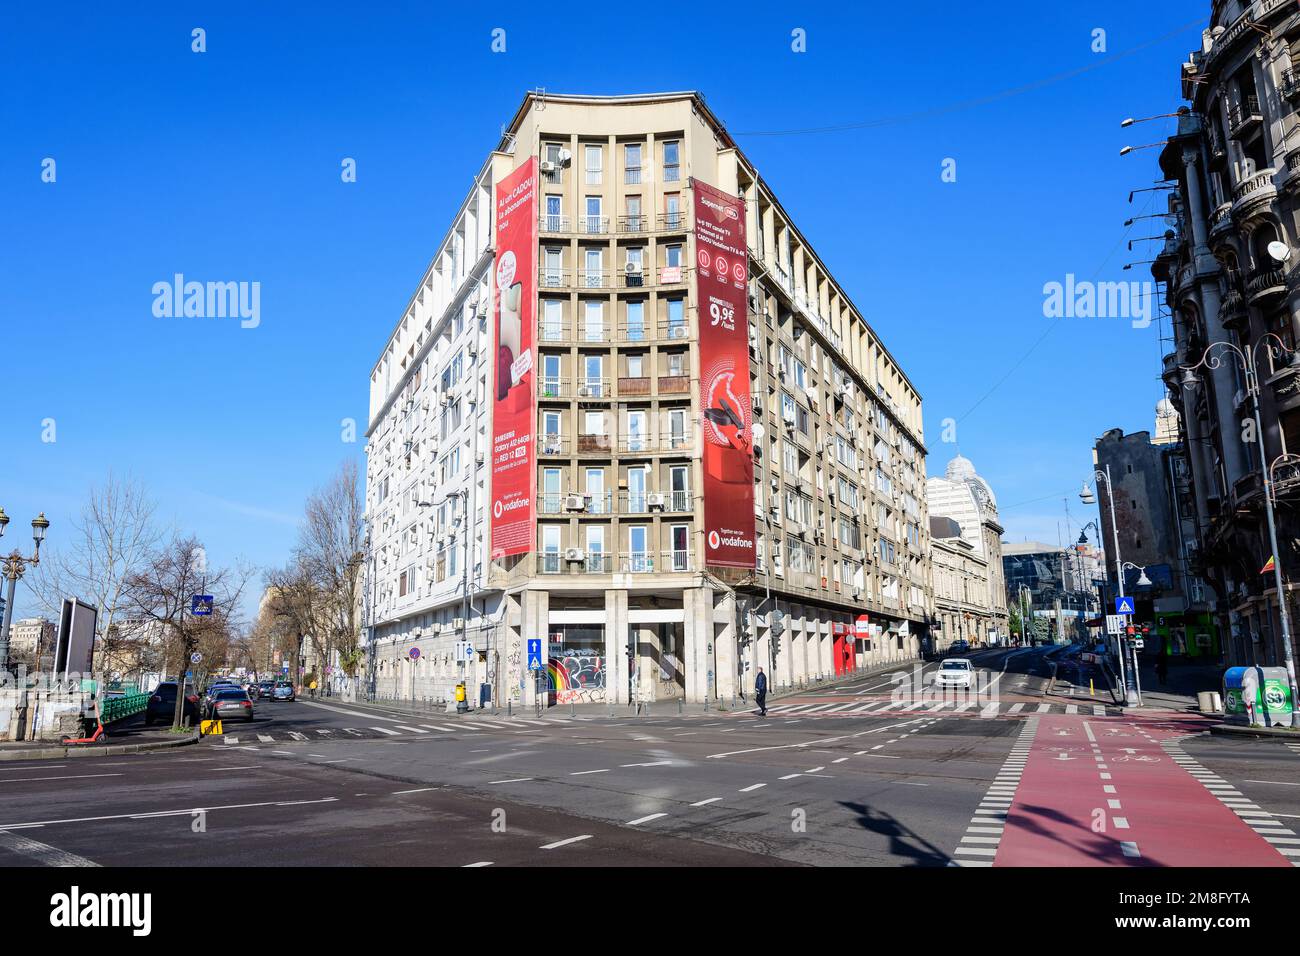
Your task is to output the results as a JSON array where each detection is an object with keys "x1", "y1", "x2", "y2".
[
  {"x1": 1181, "y1": 337, "x2": 1300, "y2": 728},
  {"x1": 0, "y1": 510, "x2": 50, "y2": 673},
  {"x1": 1080, "y1": 468, "x2": 1138, "y2": 706},
  {"x1": 1120, "y1": 561, "x2": 1152, "y2": 707}
]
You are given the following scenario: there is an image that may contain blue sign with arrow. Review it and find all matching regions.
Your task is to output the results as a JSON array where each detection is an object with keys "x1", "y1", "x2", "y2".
[
  {"x1": 1115, "y1": 596, "x2": 1135, "y2": 615},
  {"x1": 527, "y1": 639, "x2": 543, "y2": 671},
  {"x1": 191, "y1": 594, "x2": 214, "y2": 616}
]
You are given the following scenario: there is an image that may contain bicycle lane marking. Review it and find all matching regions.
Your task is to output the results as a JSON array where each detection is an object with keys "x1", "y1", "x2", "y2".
[{"x1": 995, "y1": 713, "x2": 1290, "y2": 867}]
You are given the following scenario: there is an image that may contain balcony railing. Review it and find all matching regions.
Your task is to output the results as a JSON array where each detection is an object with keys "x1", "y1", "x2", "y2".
[
  {"x1": 538, "y1": 492, "x2": 615, "y2": 516},
  {"x1": 1233, "y1": 168, "x2": 1277, "y2": 207},
  {"x1": 537, "y1": 492, "x2": 693, "y2": 516},
  {"x1": 538, "y1": 269, "x2": 691, "y2": 290},
  {"x1": 538, "y1": 552, "x2": 615, "y2": 574},
  {"x1": 1246, "y1": 267, "x2": 1287, "y2": 303},
  {"x1": 1228, "y1": 94, "x2": 1262, "y2": 135},
  {"x1": 621, "y1": 550, "x2": 692, "y2": 573},
  {"x1": 1283, "y1": 69, "x2": 1300, "y2": 101},
  {"x1": 619, "y1": 491, "x2": 693, "y2": 514},
  {"x1": 537, "y1": 320, "x2": 691, "y2": 344},
  {"x1": 538, "y1": 433, "x2": 691, "y2": 457},
  {"x1": 537, "y1": 377, "x2": 611, "y2": 400}
]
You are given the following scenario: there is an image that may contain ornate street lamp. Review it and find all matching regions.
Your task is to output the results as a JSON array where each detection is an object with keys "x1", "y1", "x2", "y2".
[{"x1": 0, "y1": 510, "x2": 51, "y2": 671}]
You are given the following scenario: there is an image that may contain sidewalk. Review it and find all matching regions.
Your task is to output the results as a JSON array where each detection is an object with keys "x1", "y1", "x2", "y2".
[
  {"x1": 348, "y1": 657, "x2": 924, "y2": 721},
  {"x1": 1133, "y1": 657, "x2": 1223, "y2": 712}
]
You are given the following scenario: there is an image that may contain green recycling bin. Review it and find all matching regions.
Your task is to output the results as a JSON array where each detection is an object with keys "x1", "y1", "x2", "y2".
[{"x1": 1223, "y1": 666, "x2": 1294, "y2": 727}]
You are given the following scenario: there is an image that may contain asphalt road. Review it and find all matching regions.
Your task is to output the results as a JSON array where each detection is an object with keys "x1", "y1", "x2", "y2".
[{"x1": 3, "y1": 647, "x2": 1294, "y2": 867}]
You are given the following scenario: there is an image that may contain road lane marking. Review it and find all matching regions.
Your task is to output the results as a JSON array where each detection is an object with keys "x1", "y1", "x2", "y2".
[
  {"x1": 393, "y1": 787, "x2": 438, "y2": 794},
  {"x1": 257, "y1": 735, "x2": 275, "y2": 743},
  {"x1": 570, "y1": 769, "x2": 610, "y2": 776},
  {"x1": 464, "y1": 861, "x2": 494, "y2": 867},
  {"x1": 621, "y1": 761, "x2": 672, "y2": 768},
  {"x1": 371, "y1": 727, "x2": 399, "y2": 735},
  {"x1": 0, "y1": 829, "x2": 98, "y2": 867},
  {"x1": 489, "y1": 778, "x2": 534, "y2": 784},
  {"x1": 0, "y1": 773, "x2": 123, "y2": 784},
  {"x1": 739, "y1": 783, "x2": 766, "y2": 792},
  {"x1": 691, "y1": 797, "x2": 723, "y2": 807},
  {"x1": 393, "y1": 725, "x2": 427, "y2": 734},
  {"x1": 539, "y1": 835, "x2": 591, "y2": 850},
  {"x1": 292, "y1": 699, "x2": 401, "y2": 721},
  {"x1": 627, "y1": 813, "x2": 667, "y2": 826}
]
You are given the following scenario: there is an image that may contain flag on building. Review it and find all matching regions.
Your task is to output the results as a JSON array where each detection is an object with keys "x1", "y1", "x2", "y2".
[{"x1": 1260, "y1": 554, "x2": 1276, "y2": 575}]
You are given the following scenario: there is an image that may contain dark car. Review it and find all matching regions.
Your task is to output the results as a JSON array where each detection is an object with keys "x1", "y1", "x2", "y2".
[
  {"x1": 204, "y1": 687, "x2": 255, "y2": 722},
  {"x1": 144, "y1": 682, "x2": 200, "y2": 726},
  {"x1": 256, "y1": 681, "x2": 274, "y2": 699},
  {"x1": 949, "y1": 640, "x2": 970, "y2": 654}
]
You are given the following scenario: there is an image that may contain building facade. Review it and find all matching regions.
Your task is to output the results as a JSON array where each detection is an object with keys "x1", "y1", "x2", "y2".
[
  {"x1": 1151, "y1": 0, "x2": 1300, "y2": 670},
  {"x1": 7, "y1": 617, "x2": 54, "y2": 670},
  {"x1": 363, "y1": 161, "x2": 505, "y2": 704},
  {"x1": 1092, "y1": 425, "x2": 1221, "y2": 659},
  {"x1": 1003, "y1": 542, "x2": 1101, "y2": 643},
  {"x1": 366, "y1": 91, "x2": 931, "y2": 707},
  {"x1": 925, "y1": 455, "x2": 1008, "y2": 651}
]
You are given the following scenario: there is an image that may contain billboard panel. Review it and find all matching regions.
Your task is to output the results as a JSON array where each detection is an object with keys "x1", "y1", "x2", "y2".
[
  {"x1": 489, "y1": 157, "x2": 539, "y2": 559},
  {"x1": 55, "y1": 598, "x2": 98, "y2": 675},
  {"x1": 694, "y1": 180, "x2": 756, "y2": 568}
]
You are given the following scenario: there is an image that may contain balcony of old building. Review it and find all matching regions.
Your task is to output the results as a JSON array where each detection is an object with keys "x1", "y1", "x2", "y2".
[
  {"x1": 1246, "y1": 266, "x2": 1287, "y2": 304},
  {"x1": 1231, "y1": 167, "x2": 1277, "y2": 221},
  {"x1": 1228, "y1": 94, "x2": 1263, "y2": 138}
]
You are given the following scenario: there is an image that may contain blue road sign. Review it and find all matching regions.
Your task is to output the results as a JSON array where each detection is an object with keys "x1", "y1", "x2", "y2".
[
  {"x1": 527, "y1": 638, "x2": 542, "y2": 671},
  {"x1": 1115, "y1": 596, "x2": 1135, "y2": 615},
  {"x1": 191, "y1": 594, "x2": 214, "y2": 616}
]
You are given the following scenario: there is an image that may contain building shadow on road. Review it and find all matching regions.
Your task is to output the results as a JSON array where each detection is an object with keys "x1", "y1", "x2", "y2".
[{"x1": 837, "y1": 801, "x2": 951, "y2": 866}]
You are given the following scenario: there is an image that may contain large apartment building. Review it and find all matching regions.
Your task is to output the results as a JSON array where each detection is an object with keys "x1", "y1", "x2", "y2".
[
  {"x1": 366, "y1": 91, "x2": 931, "y2": 707},
  {"x1": 364, "y1": 161, "x2": 503, "y2": 703},
  {"x1": 1152, "y1": 0, "x2": 1300, "y2": 672}
]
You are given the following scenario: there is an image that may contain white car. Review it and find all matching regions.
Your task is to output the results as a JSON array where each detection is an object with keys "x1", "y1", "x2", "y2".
[{"x1": 933, "y1": 658, "x2": 974, "y2": 689}]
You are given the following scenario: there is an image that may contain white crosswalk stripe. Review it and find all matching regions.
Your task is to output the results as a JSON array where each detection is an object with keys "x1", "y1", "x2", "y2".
[
  {"x1": 371, "y1": 727, "x2": 399, "y2": 736},
  {"x1": 393, "y1": 725, "x2": 427, "y2": 734}
]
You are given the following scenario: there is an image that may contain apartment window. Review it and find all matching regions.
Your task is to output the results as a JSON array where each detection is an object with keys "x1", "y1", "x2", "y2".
[
  {"x1": 583, "y1": 410, "x2": 605, "y2": 436},
  {"x1": 585, "y1": 525, "x2": 606, "y2": 569},
  {"x1": 541, "y1": 525, "x2": 562, "y2": 573},
  {"x1": 540, "y1": 354, "x2": 561, "y2": 398},
  {"x1": 625, "y1": 143, "x2": 642, "y2": 184},
  {"x1": 668, "y1": 408, "x2": 687, "y2": 449},
  {"x1": 585, "y1": 196, "x2": 603, "y2": 234},
  {"x1": 542, "y1": 411, "x2": 562, "y2": 451},
  {"x1": 545, "y1": 194, "x2": 562, "y2": 231},
  {"x1": 585, "y1": 468, "x2": 606, "y2": 513},
  {"x1": 671, "y1": 525, "x2": 689, "y2": 571},
  {"x1": 627, "y1": 353, "x2": 644, "y2": 378},
  {"x1": 584, "y1": 301, "x2": 604, "y2": 342},
  {"x1": 583, "y1": 355, "x2": 603, "y2": 395},
  {"x1": 626, "y1": 195, "x2": 643, "y2": 232},
  {"x1": 542, "y1": 468, "x2": 562, "y2": 513},
  {"x1": 626, "y1": 409, "x2": 647, "y2": 451},
  {"x1": 665, "y1": 193, "x2": 681, "y2": 229},
  {"x1": 663, "y1": 141, "x2": 680, "y2": 182},
  {"x1": 626, "y1": 247, "x2": 645, "y2": 287},
  {"x1": 667, "y1": 351, "x2": 684, "y2": 376},
  {"x1": 665, "y1": 244, "x2": 683, "y2": 269},
  {"x1": 544, "y1": 248, "x2": 562, "y2": 286},
  {"x1": 670, "y1": 465, "x2": 689, "y2": 511},
  {"x1": 544, "y1": 143, "x2": 563, "y2": 184},
  {"x1": 626, "y1": 300, "x2": 646, "y2": 341},
  {"x1": 584, "y1": 248, "x2": 602, "y2": 288},
  {"x1": 628, "y1": 525, "x2": 650, "y2": 571},
  {"x1": 542, "y1": 299, "x2": 563, "y2": 341},
  {"x1": 585, "y1": 145, "x2": 602, "y2": 185},
  {"x1": 666, "y1": 299, "x2": 686, "y2": 339},
  {"x1": 628, "y1": 465, "x2": 649, "y2": 512}
]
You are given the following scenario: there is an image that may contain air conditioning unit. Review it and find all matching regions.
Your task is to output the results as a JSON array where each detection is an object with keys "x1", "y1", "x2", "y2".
[
  {"x1": 577, "y1": 385, "x2": 595, "y2": 398},
  {"x1": 440, "y1": 394, "x2": 451, "y2": 407},
  {"x1": 647, "y1": 493, "x2": 666, "y2": 510},
  {"x1": 467, "y1": 343, "x2": 479, "y2": 359},
  {"x1": 816, "y1": 440, "x2": 825, "y2": 454},
  {"x1": 853, "y1": 588, "x2": 863, "y2": 601},
  {"x1": 403, "y1": 440, "x2": 413, "y2": 456},
  {"x1": 564, "y1": 495, "x2": 587, "y2": 512},
  {"x1": 475, "y1": 453, "x2": 485, "y2": 466},
  {"x1": 540, "y1": 160, "x2": 557, "y2": 174},
  {"x1": 564, "y1": 547, "x2": 585, "y2": 562},
  {"x1": 784, "y1": 420, "x2": 795, "y2": 434},
  {"x1": 625, "y1": 261, "x2": 643, "y2": 275},
  {"x1": 557, "y1": 148, "x2": 573, "y2": 165}
]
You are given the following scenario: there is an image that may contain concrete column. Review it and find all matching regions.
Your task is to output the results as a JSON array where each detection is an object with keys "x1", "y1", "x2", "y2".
[
  {"x1": 683, "y1": 586, "x2": 711, "y2": 703},
  {"x1": 605, "y1": 588, "x2": 628, "y2": 704},
  {"x1": 523, "y1": 589, "x2": 549, "y2": 709},
  {"x1": 715, "y1": 588, "x2": 737, "y2": 701},
  {"x1": 1254, "y1": 44, "x2": 1283, "y2": 167},
  {"x1": 1199, "y1": 277, "x2": 1250, "y2": 489}
]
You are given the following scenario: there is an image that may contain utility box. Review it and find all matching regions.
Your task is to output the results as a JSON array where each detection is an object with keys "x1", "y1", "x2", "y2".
[{"x1": 1223, "y1": 666, "x2": 1294, "y2": 727}]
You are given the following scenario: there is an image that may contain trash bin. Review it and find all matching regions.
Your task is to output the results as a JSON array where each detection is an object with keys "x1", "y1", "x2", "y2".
[
  {"x1": 455, "y1": 682, "x2": 468, "y2": 714},
  {"x1": 1224, "y1": 666, "x2": 1294, "y2": 727}
]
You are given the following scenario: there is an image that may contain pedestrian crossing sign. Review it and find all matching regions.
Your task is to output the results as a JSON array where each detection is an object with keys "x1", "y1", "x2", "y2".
[
  {"x1": 527, "y1": 638, "x2": 543, "y2": 671},
  {"x1": 1115, "y1": 596, "x2": 1135, "y2": 615}
]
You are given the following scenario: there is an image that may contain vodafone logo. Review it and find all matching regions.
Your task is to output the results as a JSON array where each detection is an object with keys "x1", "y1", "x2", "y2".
[
  {"x1": 708, "y1": 530, "x2": 721, "y2": 550},
  {"x1": 493, "y1": 500, "x2": 503, "y2": 519}
]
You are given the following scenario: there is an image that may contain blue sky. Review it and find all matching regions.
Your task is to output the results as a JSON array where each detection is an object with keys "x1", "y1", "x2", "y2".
[{"x1": 1, "y1": 1, "x2": 1206, "y2": 623}]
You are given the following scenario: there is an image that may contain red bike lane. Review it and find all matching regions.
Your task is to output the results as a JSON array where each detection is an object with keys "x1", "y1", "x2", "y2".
[{"x1": 994, "y1": 713, "x2": 1290, "y2": 867}]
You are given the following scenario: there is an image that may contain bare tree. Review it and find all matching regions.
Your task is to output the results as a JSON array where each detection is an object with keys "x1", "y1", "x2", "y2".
[
  {"x1": 123, "y1": 535, "x2": 250, "y2": 728},
  {"x1": 28, "y1": 474, "x2": 161, "y2": 674},
  {"x1": 296, "y1": 460, "x2": 366, "y2": 691}
]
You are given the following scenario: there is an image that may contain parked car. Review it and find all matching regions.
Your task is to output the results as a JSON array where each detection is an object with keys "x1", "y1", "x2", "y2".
[
  {"x1": 204, "y1": 687, "x2": 255, "y2": 722},
  {"x1": 144, "y1": 682, "x2": 200, "y2": 725},
  {"x1": 272, "y1": 681, "x2": 295, "y2": 701},
  {"x1": 949, "y1": 640, "x2": 970, "y2": 654},
  {"x1": 932, "y1": 658, "x2": 975, "y2": 689}
]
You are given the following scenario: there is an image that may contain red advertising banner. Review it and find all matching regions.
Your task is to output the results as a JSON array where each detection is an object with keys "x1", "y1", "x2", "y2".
[
  {"x1": 695, "y1": 180, "x2": 755, "y2": 568},
  {"x1": 490, "y1": 158, "x2": 538, "y2": 559}
]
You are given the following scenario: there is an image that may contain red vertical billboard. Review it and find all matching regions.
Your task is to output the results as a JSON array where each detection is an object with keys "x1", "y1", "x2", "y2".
[
  {"x1": 490, "y1": 158, "x2": 538, "y2": 559},
  {"x1": 695, "y1": 180, "x2": 755, "y2": 568}
]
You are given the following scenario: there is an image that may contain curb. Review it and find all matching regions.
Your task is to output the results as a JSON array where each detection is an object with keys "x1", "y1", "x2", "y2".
[
  {"x1": 1208, "y1": 722, "x2": 1300, "y2": 739},
  {"x1": 0, "y1": 730, "x2": 201, "y2": 761}
]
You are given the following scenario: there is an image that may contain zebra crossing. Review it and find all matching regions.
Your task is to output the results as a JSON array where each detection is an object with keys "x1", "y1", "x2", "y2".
[
  {"x1": 757, "y1": 699, "x2": 1120, "y2": 720},
  {"x1": 219, "y1": 715, "x2": 592, "y2": 745}
]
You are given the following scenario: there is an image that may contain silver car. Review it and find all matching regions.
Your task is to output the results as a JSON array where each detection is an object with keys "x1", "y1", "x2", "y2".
[{"x1": 205, "y1": 688, "x2": 255, "y2": 722}]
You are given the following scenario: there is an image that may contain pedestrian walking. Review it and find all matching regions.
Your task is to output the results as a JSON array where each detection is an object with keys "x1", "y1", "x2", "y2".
[
  {"x1": 1155, "y1": 650, "x2": 1168, "y2": 688},
  {"x1": 755, "y1": 666, "x2": 768, "y2": 718}
]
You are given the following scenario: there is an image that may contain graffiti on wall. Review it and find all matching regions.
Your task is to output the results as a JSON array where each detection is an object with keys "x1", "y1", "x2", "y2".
[{"x1": 548, "y1": 654, "x2": 605, "y2": 704}]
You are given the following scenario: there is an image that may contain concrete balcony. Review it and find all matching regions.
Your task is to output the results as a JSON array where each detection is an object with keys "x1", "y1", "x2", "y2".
[
  {"x1": 1231, "y1": 168, "x2": 1278, "y2": 222},
  {"x1": 1246, "y1": 268, "x2": 1287, "y2": 304},
  {"x1": 1208, "y1": 202, "x2": 1234, "y2": 240},
  {"x1": 1220, "y1": 287, "x2": 1248, "y2": 329},
  {"x1": 1283, "y1": 68, "x2": 1300, "y2": 102},
  {"x1": 1228, "y1": 95, "x2": 1263, "y2": 138},
  {"x1": 1161, "y1": 351, "x2": 1182, "y2": 389}
]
